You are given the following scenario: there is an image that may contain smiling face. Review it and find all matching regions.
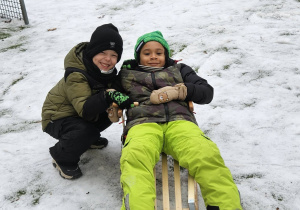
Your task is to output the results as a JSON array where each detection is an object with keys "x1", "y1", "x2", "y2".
[
  {"x1": 139, "y1": 41, "x2": 166, "y2": 68},
  {"x1": 92, "y1": 50, "x2": 118, "y2": 71}
]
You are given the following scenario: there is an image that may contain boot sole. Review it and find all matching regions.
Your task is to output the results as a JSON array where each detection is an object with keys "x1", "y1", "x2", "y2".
[
  {"x1": 52, "y1": 160, "x2": 82, "y2": 180},
  {"x1": 89, "y1": 144, "x2": 106, "y2": 149}
]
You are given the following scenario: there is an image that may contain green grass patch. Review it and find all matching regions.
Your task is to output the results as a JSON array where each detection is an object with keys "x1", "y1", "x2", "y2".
[
  {"x1": 272, "y1": 193, "x2": 283, "y2": 201},
  {"x1": 3, "y1": 76, "x2": 25, "y2": 95},
  {"x1": 179, "y1": 44, "x2": 187, "y2": 52},
  {"x1": 0, "y1": 32, "x2": 11, "y2": 40},
  {"x1": 5, "y1": 186, "x2": 46, "y2": 205},
  {"x1": 0, "y1": 43, "x2": 25, "y2": 53},
  {"x1": 223, "y1": 64, "x2": 230, "y2": 70},
  {"x1": 280, "y1": 32, "x2": 295, "y2": 36},
  {"x1": 249, "y1": 69, "x2": 272, "y2": 82},
  {"x1": 170, "y1": 49, "x2": 175, "y2": 57},
  {"x1": 233, "y1": 173, "x2": 263, "y2": 182},
  {"x1": 30, "y1": 187, "x2": 45, "y2": 205},
  {"x1": 0, "y1": 26, "x2": 28, "y2": 52},
  {"x1": 9, "y1": 43, "x2": 23, "y2": 50},
  {"x1": 17, "y1": 190, "x2": 26, "y2": 197},
  {"x1": 11, "y1": 76, "x2": 25, "y2": 85},
  {"x1": 6, "y1": 189, "x2": 27, "y2": 203},
  {"x1": 243, "y1": 101, "x2": 256, "y2": 108},
  {"x1": 169, "y1": 43, "x2": 189, "y2": 57},
  {"x1": 32, "y1": 198, "x2": 40, "y2": 205},
  {"x1": 217, "y1": 47, "x2": 229, "y2": 52},
  {"x1": 111, "y1": 6, "x2": 122, "y2": 11},
  {"x1": 0, "y1": 120, "x2": 41, "y2": 135},
  {"x1": 2, "y1": 26, "x2": 27, "y2": 32},
  {"x1": 0, "y1": 109, "x2": 12, "y2": 117}
]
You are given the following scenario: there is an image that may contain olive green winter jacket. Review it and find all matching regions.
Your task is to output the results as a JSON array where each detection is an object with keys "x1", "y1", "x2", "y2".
[{"x1": 41, "y1": 42, "x2": 114, "y2": 131}]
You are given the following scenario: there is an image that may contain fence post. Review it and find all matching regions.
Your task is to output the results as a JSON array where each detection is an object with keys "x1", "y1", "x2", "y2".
[{"x1": 19, "y1": 0, "x2": 29, "y2": 25}]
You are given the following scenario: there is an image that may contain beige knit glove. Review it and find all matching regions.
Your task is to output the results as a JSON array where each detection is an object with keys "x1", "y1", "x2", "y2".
[
  {"x1": 150, "y1": 83, "x2": 187, "y2": 104},
  {"x1": 106, "y1": 105, "x2": 121, "y2": 122}
]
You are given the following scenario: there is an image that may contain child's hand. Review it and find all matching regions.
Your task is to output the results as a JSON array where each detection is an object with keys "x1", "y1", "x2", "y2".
[
  {"x1": 121, "y1": 59, "x2": 138, "y2": 70},
  {"x1": 105, "y1": 90, "x2": 134, "y2": 109},
  {"x1": 150, "y1": 83, "x2": 187, "y2": 104}
]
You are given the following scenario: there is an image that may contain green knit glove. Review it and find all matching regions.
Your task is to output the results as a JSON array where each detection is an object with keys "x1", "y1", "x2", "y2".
[{"x1": 106, "y1": 91, "x2": 134, "y2": 109}]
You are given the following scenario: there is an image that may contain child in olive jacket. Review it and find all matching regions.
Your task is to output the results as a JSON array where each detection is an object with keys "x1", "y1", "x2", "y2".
[
  {"x1": 41, "y1": 24, "x2": 132, "y2": 180},
  {"x1": 117, "y1": 31, "x2": 242, "y2": 210}
]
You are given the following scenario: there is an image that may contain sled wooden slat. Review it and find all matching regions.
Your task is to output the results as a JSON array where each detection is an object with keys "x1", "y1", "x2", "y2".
[
  {"x1": 174, "y1": 159, "x2": 182, "y2": 209},
  {"x1": 174, "y1": 160, "x2": 182, "y2": 210},
  {"x1": 154, "y1": 167, "x2": 157, "y2": 210},
  {"x1": 162, "y1": 153, "x2": 170, "y2": 210},
  {"x1": 188, "y1": 174, "x2": 199, "y2": 210},
  {"x1": 155, "y1": 153, "x2": 199, "y2": 210}
]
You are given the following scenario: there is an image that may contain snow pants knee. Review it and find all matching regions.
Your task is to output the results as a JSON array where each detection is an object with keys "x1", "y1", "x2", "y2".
[
  {"x1": 120, "y1": 121, "x2": 242, "y2": 210},
  {"x1": 45, "y1": 115, "x2": 111, "y2": 165}
]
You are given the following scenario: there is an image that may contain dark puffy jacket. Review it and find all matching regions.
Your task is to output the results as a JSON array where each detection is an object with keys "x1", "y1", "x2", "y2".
[{"x1": 118, "y1": 59, "x2": 214, "y2": 134}]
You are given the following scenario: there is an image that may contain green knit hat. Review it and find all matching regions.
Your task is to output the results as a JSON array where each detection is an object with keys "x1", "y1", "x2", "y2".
[{"x1": 134, "y1": 31, "x2": 170, "y2": 60}]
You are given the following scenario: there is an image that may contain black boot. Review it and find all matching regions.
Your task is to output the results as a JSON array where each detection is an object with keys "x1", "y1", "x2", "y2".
[
  {"x1": 90, "y1": 136, "x2": 108, "y2": 149},
  {"x1": 52, "y1": 159, "x2": 82, "y2": 180}
]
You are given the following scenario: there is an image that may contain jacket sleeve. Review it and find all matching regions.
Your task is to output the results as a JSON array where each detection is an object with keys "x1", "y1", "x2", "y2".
[
  {"x1": 82, "y1": 90, "x2": 109, "y2": 121},
  {"x1": 180, "y1": 64, "x2": 214, "y2": 104},
  {"x1": 65, "y1": 72, "x2": 109, "y2": 122}
]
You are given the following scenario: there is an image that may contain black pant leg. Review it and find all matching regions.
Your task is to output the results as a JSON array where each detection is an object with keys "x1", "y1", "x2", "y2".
[
  {"x1": 93, "y1": 112, "x2": 112, "y2": 133},
  {"x1": 47, "y1": 117, "x2": 100, "y2": 165}
]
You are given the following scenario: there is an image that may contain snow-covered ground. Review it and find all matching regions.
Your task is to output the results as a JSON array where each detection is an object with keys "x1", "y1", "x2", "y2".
[{"x1": 1, "y1": 0, "x2": 300, "y2": 209}]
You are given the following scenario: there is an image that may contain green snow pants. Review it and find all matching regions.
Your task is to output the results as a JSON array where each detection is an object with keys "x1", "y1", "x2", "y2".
[{"x1": 120, "y1": 121, "x2": 242, "y2": 210}]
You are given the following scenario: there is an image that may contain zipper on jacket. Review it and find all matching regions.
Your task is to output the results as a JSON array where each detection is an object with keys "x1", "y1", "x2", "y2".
[
  {"x1": 164, "y1": 103, "x2": 170, "y2": 122},
  {"x1": 151, "y1": 71, "x2": 170, "y2": 121},
  {"x1": 151, "y1": 72, "x2": 157, "y2": 89}
]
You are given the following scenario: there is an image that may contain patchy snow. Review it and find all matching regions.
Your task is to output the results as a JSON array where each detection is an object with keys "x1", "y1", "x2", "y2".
[{"x1": 1, "y1": 0, "x2": 300, "y2": 209}]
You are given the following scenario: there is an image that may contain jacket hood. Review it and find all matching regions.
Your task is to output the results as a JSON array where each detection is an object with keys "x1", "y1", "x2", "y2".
[{"x1": 64, "y1": 42, "x2": 88, "y2": 71}]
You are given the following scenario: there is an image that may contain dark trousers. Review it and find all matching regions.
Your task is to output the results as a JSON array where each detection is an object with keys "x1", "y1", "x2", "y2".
[{"x1": 45, "y1": 113, "x2": 111, "y2": 166}]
